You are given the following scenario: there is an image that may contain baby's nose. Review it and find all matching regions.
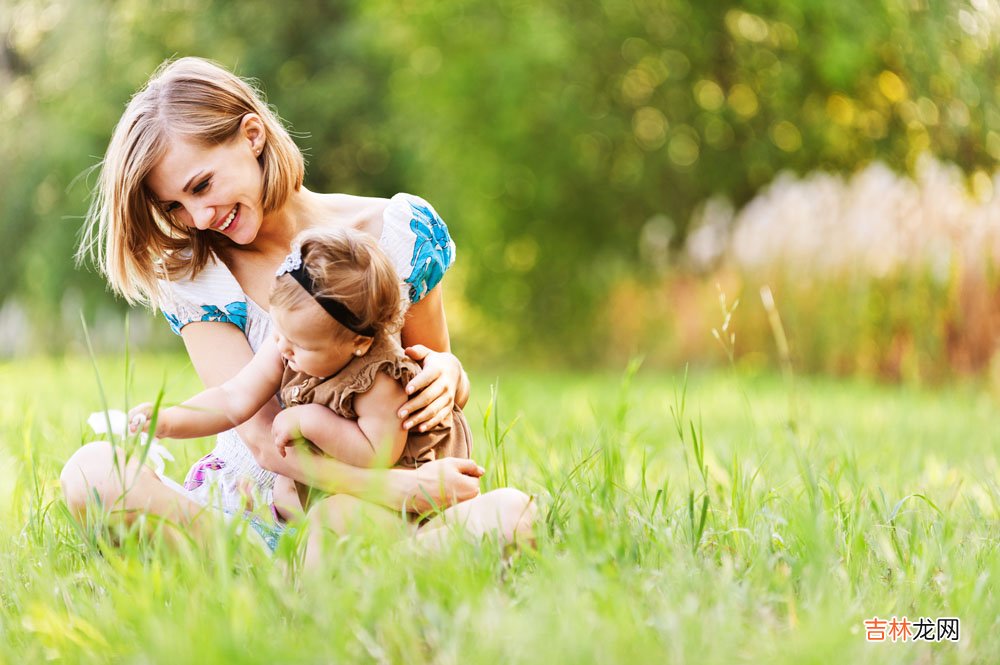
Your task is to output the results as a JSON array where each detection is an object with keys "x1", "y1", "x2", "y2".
[{"x1": 275, "y1": 336, "x2": 291, "y2": 357}]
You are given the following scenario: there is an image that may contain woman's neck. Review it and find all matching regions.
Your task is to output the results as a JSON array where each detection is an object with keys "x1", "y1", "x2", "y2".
[{"x1": 249, "y1": 187, "x2": 327, "y2": 257}]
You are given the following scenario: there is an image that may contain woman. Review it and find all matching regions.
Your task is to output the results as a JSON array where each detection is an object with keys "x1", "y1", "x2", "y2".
[{"x1": 60, "y1": 56, "x2": 534, "y2": 553}]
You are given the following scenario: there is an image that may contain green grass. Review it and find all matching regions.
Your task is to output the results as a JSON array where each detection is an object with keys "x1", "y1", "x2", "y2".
[{"x1": 1, "y1": 353, "x2": 998, "y2": 663}]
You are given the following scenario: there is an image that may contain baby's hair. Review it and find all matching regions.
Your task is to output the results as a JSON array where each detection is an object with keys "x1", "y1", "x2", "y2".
[
  {"x1": 270, "y1": 228, "x2": 404, "y2": 341},
  {"x1": 77, "y1": 56, "x2": 304, "y2": 307}
]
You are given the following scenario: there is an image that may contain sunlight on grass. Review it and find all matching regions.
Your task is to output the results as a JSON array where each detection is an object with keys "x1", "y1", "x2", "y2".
[
  {"x1": 0, "y1": 447, "x2": 19, "y2": 522},
  {"x1": 1, "y1": 354, "x2": 998, "y2": 663}
]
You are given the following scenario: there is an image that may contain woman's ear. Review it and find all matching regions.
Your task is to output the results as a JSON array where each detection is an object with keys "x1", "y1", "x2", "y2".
[{"x1": 240, "y1": 113, "x2": 266, "y2": 156}]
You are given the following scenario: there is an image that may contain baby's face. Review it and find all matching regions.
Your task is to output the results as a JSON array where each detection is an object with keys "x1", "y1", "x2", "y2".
[{"x1": 271, "y1": 301, "x2": 356, "y2": 378}]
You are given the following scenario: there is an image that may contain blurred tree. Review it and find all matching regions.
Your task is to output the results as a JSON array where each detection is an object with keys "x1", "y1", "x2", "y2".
[
  {"x1": 2, "y1": 0, "x2": 996, "y2": 359},
  {"x1": 370, "y1": 0, "x2": 999, "y2": 359}
]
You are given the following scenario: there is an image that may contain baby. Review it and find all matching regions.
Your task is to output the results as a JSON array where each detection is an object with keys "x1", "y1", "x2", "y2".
[{"x1": 129, "y1": 227, "x2": 472, "y2": 517}]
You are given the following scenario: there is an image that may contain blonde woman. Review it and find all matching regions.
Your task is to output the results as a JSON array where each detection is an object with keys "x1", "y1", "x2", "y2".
[{"x1": 61, "y1": 57, "x2": 534, "y2": 551}]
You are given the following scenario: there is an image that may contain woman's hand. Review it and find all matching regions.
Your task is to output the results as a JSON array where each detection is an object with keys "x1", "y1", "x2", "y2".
[
  {"x1": 399, "y1": 345, "x2": 468, "y2": 431},
  {"x1": 393, "y1": 457, "x2": 484, "y2": 513}
]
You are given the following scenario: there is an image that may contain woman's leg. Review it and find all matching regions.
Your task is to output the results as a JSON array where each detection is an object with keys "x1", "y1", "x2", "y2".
[
  {"x1": 415, "y1": 488, "x2": 536, "y2": 550},
  {"x1": 60, "y1": 440, "x2": 214, "y2": 543}
]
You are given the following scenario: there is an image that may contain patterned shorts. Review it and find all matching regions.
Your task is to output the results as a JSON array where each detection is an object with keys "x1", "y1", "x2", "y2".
[{"x1": 158, "y1": 453, "x2": 292, "y2": 554}]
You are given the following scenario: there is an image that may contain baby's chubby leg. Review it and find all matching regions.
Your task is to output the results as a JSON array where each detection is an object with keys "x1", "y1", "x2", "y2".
[
  {"x1": 272, "y1": 474, "x2": 305, "y2": 521},
  {"x1": 303, "y1": 494, "x2": 411, "y2": 569}
]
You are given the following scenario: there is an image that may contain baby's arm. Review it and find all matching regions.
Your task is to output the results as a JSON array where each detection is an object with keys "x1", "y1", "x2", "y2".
[
  {"x1": 130, "y1": 340, "x2": 285, "y2": 439},
  {"x1": 273, "y1": 373, "x2": 407, "y2": 468}
]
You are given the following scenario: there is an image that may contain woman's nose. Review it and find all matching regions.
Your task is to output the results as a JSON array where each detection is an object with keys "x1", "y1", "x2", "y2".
[{"x1": 192, "y1": 204, "x2": 215, "y2": 230}]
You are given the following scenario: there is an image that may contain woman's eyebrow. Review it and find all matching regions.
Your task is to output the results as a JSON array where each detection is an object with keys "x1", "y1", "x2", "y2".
[
  {"x1": 150, "y1": 171, "x2": 208, "y2": 204},
  {"x1": 183, "y1": 171, "x2": 207, "y2": 192}
]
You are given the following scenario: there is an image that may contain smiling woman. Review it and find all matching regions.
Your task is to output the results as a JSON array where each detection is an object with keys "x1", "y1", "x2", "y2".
[
  {"x1": 77, "y1": 58, "x2": 305, "y2": 307},
  {"x1": 63, "y1": 57, "x2": 535, "y2": 557},
  {"x1": 145, "y1": 126, "x2": 269, "y2": 244}
]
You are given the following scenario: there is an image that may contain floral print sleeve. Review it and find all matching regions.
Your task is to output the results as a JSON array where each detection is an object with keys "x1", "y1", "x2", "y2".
[
  {"x1": 157, "y1": 256, "x2": 249, "y2": 335},
  {"x1": 379, "y1": 193, "x2": 457, "y2": 305}
]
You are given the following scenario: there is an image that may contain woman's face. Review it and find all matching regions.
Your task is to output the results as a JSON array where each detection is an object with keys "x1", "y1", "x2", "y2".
[{"x1": 146, "y1": 123, "x2": 265, "y2": 245}]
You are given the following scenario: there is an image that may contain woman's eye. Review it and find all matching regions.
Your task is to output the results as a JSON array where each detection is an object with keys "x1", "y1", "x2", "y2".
[
  {"x1": 192, "y1": 179, "x2": 211, "y2": 194},
  {"x1": 164, "y1": 202, "x2": 180, "y2": 213}
]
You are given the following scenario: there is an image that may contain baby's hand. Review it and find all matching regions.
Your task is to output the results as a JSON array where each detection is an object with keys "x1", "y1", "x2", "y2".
[
  {"x1": 128, "y1": 403, "x2": 155, "y2": 434},
  {"x1": 271, "y1": 408, "x2": 303, "y2": 458}
]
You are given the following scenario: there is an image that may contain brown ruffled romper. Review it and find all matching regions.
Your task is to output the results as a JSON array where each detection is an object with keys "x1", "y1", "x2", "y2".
[{"x1": 279, "y1": 334, "x2": 472, "y2": 468}]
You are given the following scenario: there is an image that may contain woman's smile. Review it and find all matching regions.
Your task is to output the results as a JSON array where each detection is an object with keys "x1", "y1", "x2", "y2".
[
  {"x1": 145, "y1": 132, "x2": 269, "y2": 245},
  {"x1": 214, "y1": 203, "x2": 240, "y2": 233}
]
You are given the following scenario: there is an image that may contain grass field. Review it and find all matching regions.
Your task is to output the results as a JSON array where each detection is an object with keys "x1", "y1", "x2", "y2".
[{"x1": 1, "y1": 352, "x2": 998, "y2": 663}]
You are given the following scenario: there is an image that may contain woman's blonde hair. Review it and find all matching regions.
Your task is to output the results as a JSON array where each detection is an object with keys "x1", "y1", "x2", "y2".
[
  {"x1": 77, "y1": 56, "x2": 304, "y2": 307},
  {"x1": 270, "y1": 228, "x2": 404, "y2": 341}
]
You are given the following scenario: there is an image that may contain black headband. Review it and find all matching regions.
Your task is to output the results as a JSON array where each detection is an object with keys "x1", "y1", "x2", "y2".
[{"x1": 285, "y1": 262, "x2": 378, "y2": 338}]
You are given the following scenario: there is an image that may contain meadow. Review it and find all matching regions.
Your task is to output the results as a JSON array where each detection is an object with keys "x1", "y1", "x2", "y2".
[{"x1": 0, "y1": 351, "x2": 997, "y2": 664}]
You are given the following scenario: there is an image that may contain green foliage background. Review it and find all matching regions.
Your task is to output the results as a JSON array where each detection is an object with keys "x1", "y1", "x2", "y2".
[{"x1": 2, "y1": 0, "x2": 996, "y2": 360}]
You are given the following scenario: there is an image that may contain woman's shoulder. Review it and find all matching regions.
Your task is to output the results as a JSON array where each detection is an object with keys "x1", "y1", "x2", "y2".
[
  {"x1": 316, "y1": 192, "x2": 440, "y2": 235},
  {"x1": 376, "y1": 193, "x2": 456, "y2": 304},
  {"x1": 312, "y1": 191, "x2": 455, "y2": 304},
  {"x1": 313, "y1": 193, "x2": 392, "y2": 237},
  {"x1": 157, "y1": 254, "x2": 248, "y2": 335}
]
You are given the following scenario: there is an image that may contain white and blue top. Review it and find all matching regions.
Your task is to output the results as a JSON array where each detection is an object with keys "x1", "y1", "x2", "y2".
[{"x1": 155, "y1": 193, "x2": 456, "y2": 518}]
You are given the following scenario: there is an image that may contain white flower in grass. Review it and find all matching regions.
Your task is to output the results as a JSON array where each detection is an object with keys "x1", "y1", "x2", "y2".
[
  {"x1": 86, "y1": 409, "x2": 128, "y2": 436},
  {"x1": 86, "y1": 409, "x2": 174, "y2": 476}
]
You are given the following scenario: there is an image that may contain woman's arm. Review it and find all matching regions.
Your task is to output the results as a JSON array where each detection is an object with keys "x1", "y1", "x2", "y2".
[
  {"x1": 281, "y1": 445, "x2": 485, "y2": 512},
  {"x1": 398, "y1": 284, "x2": 471, "y2": 430},
  {"x1": 400, "y1": 282, "x2": 451, "y2": 352}
]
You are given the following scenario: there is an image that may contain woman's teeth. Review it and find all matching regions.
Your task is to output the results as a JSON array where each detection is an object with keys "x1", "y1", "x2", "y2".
[{"x1": 218, "y1": 204, "x2": 238, "y2": 231}]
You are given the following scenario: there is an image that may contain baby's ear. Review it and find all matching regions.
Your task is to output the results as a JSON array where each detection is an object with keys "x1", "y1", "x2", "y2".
[{"x1": 354, "y1": 335, "x2": 375, "y2": 356}]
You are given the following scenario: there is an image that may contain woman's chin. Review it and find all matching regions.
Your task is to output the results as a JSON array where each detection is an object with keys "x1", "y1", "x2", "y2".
[
  {"x1": 233, "y1": 223, "x2": 262, "y2": 246},
  {"x1": 221, "y1": 207, "x2": 261, "y2": 245}
]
